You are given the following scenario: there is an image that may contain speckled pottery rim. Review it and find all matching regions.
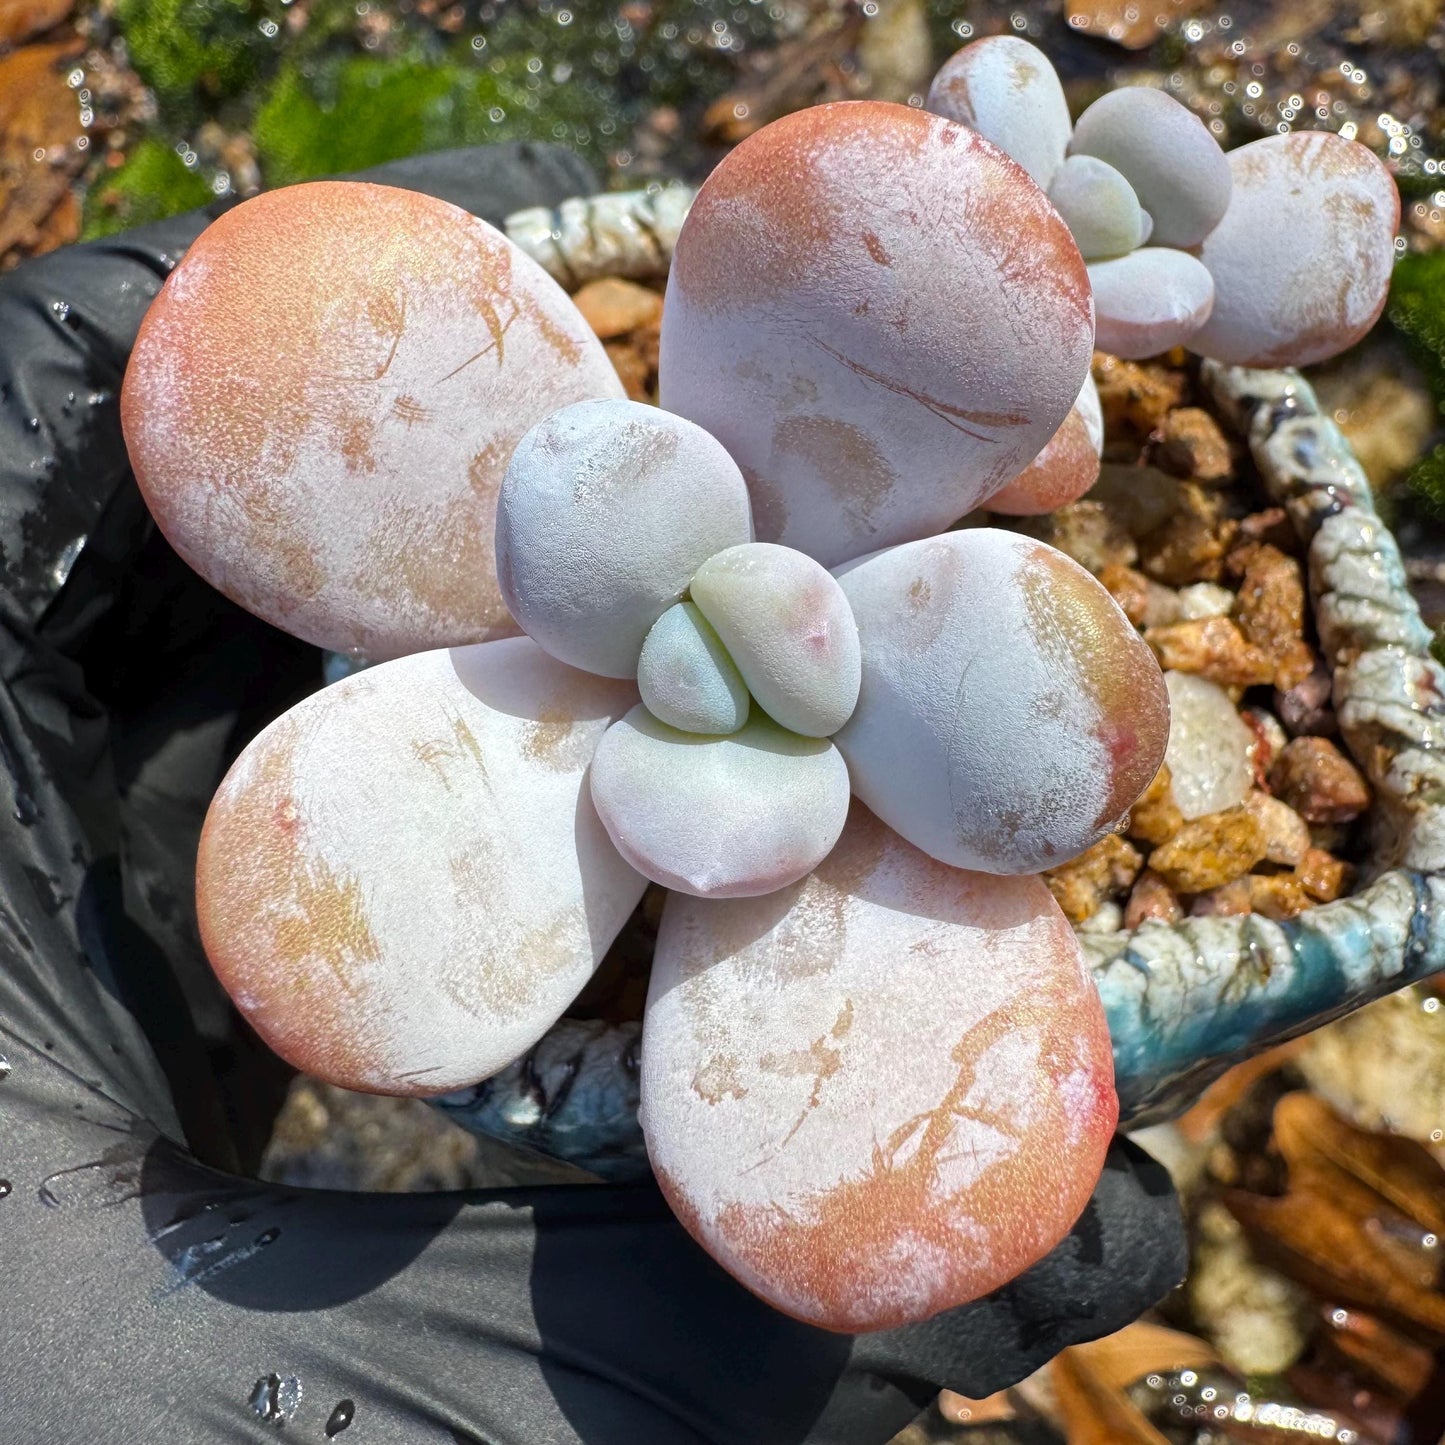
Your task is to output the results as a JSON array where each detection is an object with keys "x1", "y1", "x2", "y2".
[{"x1": 435, "y1": 190, "x2": 1445, "y2": 1176}]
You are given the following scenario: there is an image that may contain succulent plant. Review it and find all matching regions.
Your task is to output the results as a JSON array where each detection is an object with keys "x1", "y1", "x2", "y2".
[
  {"x1": 119, "y1": 67, "x2": 1399, "y2": 1333},
  {"x1": 926, "y1": 35, "x2": 1400, "y2": 370}
]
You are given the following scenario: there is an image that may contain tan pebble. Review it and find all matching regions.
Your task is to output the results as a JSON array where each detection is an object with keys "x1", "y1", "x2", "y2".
[
  {"x1": 1098, "y1": 562, "x2": 1180, "y2": 629},
  {"x1": 1246, "y1": 874, "x2": 1314, "y2": 922},
  {"x1": 1190, "y1": 878, "x2": 1254, "y2": 917},
  {"x1": 572, "y1": 277, "x2": 665, "y2": 339},
  {"x1": 603, "y1": 338, "x2": 653, "y2": 401},
  {"x1": 1043, "y1": 832, "x2": 1144, "y2": 924},
  {"x1": 1018, "y1": 499, "x2": 1137, "y2": 574},
  {"x1": 1269, "y1": 737, "x2": 1371, "y2": 823},
  {"x1": 1127, "y1": 762, "x2": 1185, "y2": 846},
  {"x1": 1240, "y1": 705, "x2": 1288, "y2": 787},
  {"x1": 1271, "y1": 639, "x2": 1317, "y2": 693},
  {"x1": 1149, "y1": 806, "x2": 1268, "y2": 893},
  {"x1": 1295, "y1": 847, "x2": 1350, "y2": 902},
  {"x1": 1124, "y1": 869, "x2": 1184, "y2": 927},
  {"x1": 1231, "y1": 507, "x2": 1296, "y2": 557},
  {"x1": 1276, "y1": 660, "x2": 1338, "y2": 738},
  {"x1": 1092, "y1": 351, "x2": 1186, "y2": 436},
  {"x1": 1145, "y1": 616, "x2": 1277, "y2": 688},
  {"x1": 1243, "y1": 791, "x2": 1311, "y2": 867},
  {"x1": 1088, "y1": 463, "x2": 1181, "y2": 539},
  {"x1": 1233, "y1": 543, "x2": 1312, "y2": 688},
  {"x1": 1152, "y1": 406, "x2": 1234, "y2": 484},
  {"x1": 1137, "y1": 482, "x2": 1238, "y2": 586}
]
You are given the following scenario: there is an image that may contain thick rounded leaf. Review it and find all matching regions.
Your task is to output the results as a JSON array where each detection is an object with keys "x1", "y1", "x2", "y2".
[
  {"x1": 690, "y1": 543, "x2": 862, "y2": 737},
  {"x1": 1047, "y1": 154, "x2": 1150, "y2": 260},
  {"x1": 1088, "y1": 247, "x2": 1214, "y2": 359},
  {"x1": 122, "y1": 182, "x2": 622, "y2": 661},
  {"x1": 660, "y1": 101, "x2": 1094, "y2": 569},
  {"x1": 924, "y1": 36, "x2": 1072, "y2": 189},
  {"x1": 638, "y1": 601, "x2": 750, "y2": 735},
  {"x1": 835, "y1": 530, "x2": 1169, "y2": 873},
  {"x1": 1190, "y1": 132, "x2": 1399, "y2": 368},
  {"x1": 496, "y1": 399, "x2": 753, "y2": 679},
  {"x1": 589, "y1": 706, "x2": 851, "y2": 897},
  {"x1": 1069, "y1": 87, "x2": 1231, "y2": 248},
  {"x1": 642, "y1": 804, "x2": 1118, "y2": 1333},
  {"x1": 986, "y1": 373, "x2": 1103, "y2": 515},
  {"x1": 196, "y1": 638, "x2": 645, "y2": 1094}
]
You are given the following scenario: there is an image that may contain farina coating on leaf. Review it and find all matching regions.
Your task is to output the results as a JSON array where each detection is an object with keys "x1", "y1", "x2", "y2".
[{"x1": 122, "y1": 182, "x2": 624, "y2": 660}]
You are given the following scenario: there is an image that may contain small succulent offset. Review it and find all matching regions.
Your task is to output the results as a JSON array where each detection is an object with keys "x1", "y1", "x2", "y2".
[
  {"x1": 119, "y1": 50, "x2": 1397, "y2": 1334},
  {"x1": 928, "y1": 35, "x2": 1399, "y2": 368}
]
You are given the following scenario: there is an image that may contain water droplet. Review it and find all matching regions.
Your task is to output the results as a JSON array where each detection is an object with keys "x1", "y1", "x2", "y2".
[
  {"x1": 325, "y1": 1399, "x2": 355, "y2": 1436},
  {"x1": 0, "y1": 1180, "x2": 11, "y2": 1199},
  {"x1": 248, "y1": 1373, "x2": 302, "y2": 1427},
  {"x1": 0, "y1": 1055, "x2": 10, "y2": 1081},
  {"x1": 51, "y1": 536, "x2": 85, "y2": 590},
  {"x1": 24, "y1": 417, "x2": 39, "y2": 433}
]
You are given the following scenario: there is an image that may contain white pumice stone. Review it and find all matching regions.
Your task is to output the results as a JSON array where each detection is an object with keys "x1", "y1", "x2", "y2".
[
  {"x1": 589, "y1": 706, "x2": 851, "y2": 898},
  {"x1": 1088, "y1": 247, "x2": 1215, "y2": 359},
  {"x1": 689, "y1": 543, "x2": 862, "y2": 738},
  {"x1": 1175, "y1": 583, "x2": 1235, "y2": 621},
  {"x1": 1047, "y1": 155, "x2": 1150, "y2": 260},
  {"x1": 1162, "y1": 670, "x2": 1255, "y2": 820},
  {"x1": 925, "y1": 35, "x2": 1073, "y2": 189},
  {"x1": 1190, "y1": 131, "x2": 1400, "y2": 368},
  {"x1": 496, "y1": 399, "x2": 754, "y2": 679},
  {"x1": 1069, "y1": 86, "x2": 1232, "y2": 248},
  {"x1": 637, "y1": 602, "x2": 750, "y2": 736}
]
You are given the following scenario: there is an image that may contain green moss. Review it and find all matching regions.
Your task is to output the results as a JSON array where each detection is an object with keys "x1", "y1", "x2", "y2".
[
  {"x1": 1390, "y1": 251, "x2": 1445, "y2": 395},
  {"x1": 1388, "y1": 252, "x2": 1445, "y2": 511},
  {"x1": 114, "y1": 0, "x2": 273, "y2": 112},
  {"x1": 80, "y1": 138, "x2": 217, "y2": 239},
  {"x1": 251, "y1": 47, "x2": 612, "y2": 187},
  {"x1": 253, "y1": 56, "x2": 502, "y2": 184}
]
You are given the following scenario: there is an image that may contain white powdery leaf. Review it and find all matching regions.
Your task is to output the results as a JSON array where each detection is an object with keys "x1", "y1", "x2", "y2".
[
  {"x1": 196, "y1": 638, "x2": 646, "y2": 1094},
  {"x1": 1190, "y1": 131, "x2": 1400, "y2": 368},
  {"x1": 924, "y1": 35, "x2": 1072, "y2": 189},
  {"x1": 660, "y1": 101, "x2": 1094, "y2": 569},
  {"x1": 1088, "y1": 247, "x2": 1215, "y2": 359},
  {"x1": 589, "y1": 706, "x2": 851, "y2": 898},
  {"x1": 690, "y1": 543, "x2": 861, "y2": 738},
  {"x1": 1162, "y1": 670, "x2": 1256, "y2": 820},
  {"x1": 641, "y1": 805, "x2": 1117, "y2": 1332},
  {"x1": 121, "y1": 182, "x2": 622, "y2": 661},
  {"x1": 496, "y1": 399, "x2": 754, "y2": 679},
  {"x1": 1069, "y1": 86, "x2": 1232, "y2": 248},
  {"x1": 1048, "y1": 154, "x2": 1150, "y2": 261},
  {"x1": 637, "y1": 602, "x2": 750, "y2": 735},
  {"x1": 834, "y1": 529, "x2": 1169, "y2": 873}
]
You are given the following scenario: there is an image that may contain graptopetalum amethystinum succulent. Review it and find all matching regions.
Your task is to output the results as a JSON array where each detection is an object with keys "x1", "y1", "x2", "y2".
[{"x1": 117, "y1": 57, "x2": 1400, "y2": 1333}]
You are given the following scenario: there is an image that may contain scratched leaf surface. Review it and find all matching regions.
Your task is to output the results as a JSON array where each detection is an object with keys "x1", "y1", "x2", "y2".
[
  {"x1": 659, "y1": 101, "x2": 1095, "y2": 568},
  {"x1": 641, "y1": 804, "x2": 1117, "y2": 1332},
  {"x1": 197, "y1": 637, "x2": 646, "y2": 1094},
  {"x1": 122, "y1": 181, "x2": 623, "y2": 660}
]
